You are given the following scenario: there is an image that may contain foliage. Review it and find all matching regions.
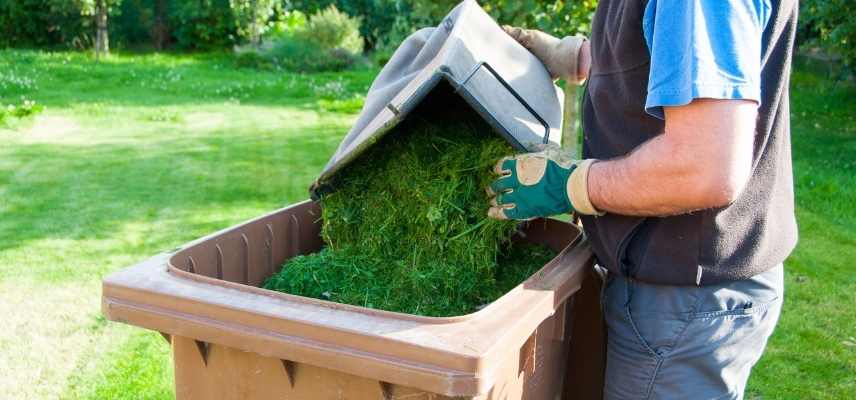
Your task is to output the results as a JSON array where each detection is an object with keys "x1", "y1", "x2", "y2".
[
  {"x1": 167, "y1": 0, "x2": 236, "y2": 49},
  {"x1": 2, "y1": 0, "x2": 852, "y2": 66},
  {"x1": 239, "y1": 6, "x2": 364, "y2": 72},
  {"x1": 0, "y1": 0, "x2": 90, "y2": 47},
  {"x1": 267, "y1": 8, "x2": 306, "y2": 38},
  {"x1": 267, "y1": 35, "x2": 361, "y2": 72},
  {"x1": 263, "y1": 115, "x2": 555, "y2": 316},
  {"x1": 115, "y1": 0, "x2": 250, "y2": 49},
  {"x1": 398, "y1": 0, "x2": 596, "y2": 36},
  {"x1": 800, "y1": 0, "x2": 856, "y2": 70},
  {"x1": 487, "y1": 0, "x2": 597, "y2": 37},
  {"x1": 0, "y1": 98, "x2": 44, "y2": 125},
  {"x1": 112, "y1": 0, "x2": 158, "y2": 47},
  {"x1": 0, "y1": 0, "x2": 124, "y2": 49},
  {"x1": 283, "y1": 0, "x2": 402, "y2": 49},
  {"x1": 75, "y1": 0, "x2": 123, "y2": 18},
  {"x1": 285, "y1": 0, "x2": 597, "y2": 54},
  {"x1": 230, "y1": 0, "x2": 277, "y2": 45},
  {"x1": 299, "y1": 5, "x2": 363, "y2": 54}
]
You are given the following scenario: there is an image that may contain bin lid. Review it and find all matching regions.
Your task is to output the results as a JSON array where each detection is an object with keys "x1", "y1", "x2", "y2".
[{"x1": 311, "y1": 0, "x2": 564, "y2": 196}]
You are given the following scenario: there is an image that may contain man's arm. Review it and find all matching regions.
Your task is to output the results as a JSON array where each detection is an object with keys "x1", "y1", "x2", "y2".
[
  {"x1": 493, "y1": 0, "x2": 768, "y2": 221},
  {"x1": 587, "y1": 98, "x2": 757, "y2": 216}
]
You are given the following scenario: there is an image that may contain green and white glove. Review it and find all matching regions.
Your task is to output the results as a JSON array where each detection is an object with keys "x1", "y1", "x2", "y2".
[{"x1": 487, "y1": 147, "x2": 603, "y2": 221}]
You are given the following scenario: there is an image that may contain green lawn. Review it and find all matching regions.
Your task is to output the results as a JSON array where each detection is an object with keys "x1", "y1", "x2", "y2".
[{"x1": 0, "y1": 50, "x2": 853, "y2": 399}]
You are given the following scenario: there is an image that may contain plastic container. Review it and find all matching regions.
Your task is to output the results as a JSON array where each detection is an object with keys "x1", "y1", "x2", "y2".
[{"x1": 102, "y1": 200, "x2": 602, "y2": 399}]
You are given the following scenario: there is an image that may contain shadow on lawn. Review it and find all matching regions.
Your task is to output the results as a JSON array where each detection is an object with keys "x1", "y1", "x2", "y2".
[{"x1": 0, "y1": 127, "x2": 342, "y2": 256}]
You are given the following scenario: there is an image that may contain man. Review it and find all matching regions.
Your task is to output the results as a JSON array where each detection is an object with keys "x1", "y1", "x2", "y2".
[{"x1": 488, "y1": 0, "x2": 798, "y2": 398}]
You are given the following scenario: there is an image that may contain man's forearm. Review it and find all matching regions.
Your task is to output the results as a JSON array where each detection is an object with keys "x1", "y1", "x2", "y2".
[
  {"x1": 588, "y1": 135, "x2": 716, "y2": 216},
  {"x1": 585, "y1": 99, "x2": 757, "y2": 217}
]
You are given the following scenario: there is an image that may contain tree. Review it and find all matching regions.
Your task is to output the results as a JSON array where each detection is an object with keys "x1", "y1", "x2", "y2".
[
  {"x1": 801, "y1": 0, "x2": 856, "y2": 71},
  {"x1": 76, "y1": 0, "x2": 121, "y2": 59},
  {"x1": 230, "y1": 0, "x2": 276, "y2": 46},
  {"x1": 94, "y1": 0, "x2": 108, "y2": 58},
  {"x1": 152, "y1": 0, "x2": 169, "y2": 50}
]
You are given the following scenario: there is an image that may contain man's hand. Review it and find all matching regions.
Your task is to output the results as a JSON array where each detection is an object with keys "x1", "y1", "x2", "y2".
[
  {"x1": 487, "y1": 147, "x2": 585, "y2": 220},
  {"x1": 502, "y1": 25, "x2": 590, "y2": 83}
]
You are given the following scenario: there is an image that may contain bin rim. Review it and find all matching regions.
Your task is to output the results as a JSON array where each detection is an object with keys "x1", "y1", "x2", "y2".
[{"x1": 164, "y1": 202, "x2": 584, "y2": 324}]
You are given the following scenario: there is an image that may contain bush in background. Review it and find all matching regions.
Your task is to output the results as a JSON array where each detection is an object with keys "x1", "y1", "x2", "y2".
[
  {"x1": 236, "y1": 5, "x2": 364, "y2": 72},
  {"x1": 275, "y1": 5, "x2": 363, "y2": 71},
  {"x1": 300, "y1": 5, "x2": 363, "y2": 55},
  {"x1": 0, "y1": 0, "x2": 92, "y2": 48},
  {"x1": 2, "y1": 0, "x2": 852, "y2": 75},
  {"x1": 0, "y1": 98, "x2": 44, "y2": 125},
  {"x1": 168, "y1": 0, "x2": 236, "y2": 49},
  {"x1": 230, "y1": 0, "x2": 277, "y2": 45},
  {"x1": 800, "y1": 0, "x2": 856, "y2": 71},
  {"x1": 285, "y1": 0, "x2": 596, "y2": 55},
  {"x1": 266, "y1": 36, "x2": 360, "y2": 72},
  {"x1": 283, "y1": 0, "x2": 400, "y2": 50}
]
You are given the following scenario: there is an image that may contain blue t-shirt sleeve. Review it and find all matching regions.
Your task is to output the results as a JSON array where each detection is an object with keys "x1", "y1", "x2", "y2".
[{"x1": 643, "y1": 0, "x2": 772, "y2": 119}]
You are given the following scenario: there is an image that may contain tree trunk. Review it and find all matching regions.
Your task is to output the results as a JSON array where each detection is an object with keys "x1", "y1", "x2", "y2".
[
  {"x1": 562, "y1": 82, "x2": 580, "y2": 157},
  {"x1": 153, "y1": 0, "x2": 169, "y2": 50},
  {"x1": 250, "y1": 0, "x2": 260, "y2": 47},
  {"x1": 95, "y1": 0, "x2": 109, "y2": 60}
]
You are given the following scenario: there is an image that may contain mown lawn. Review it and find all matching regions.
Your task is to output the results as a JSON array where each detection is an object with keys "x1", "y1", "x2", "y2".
[
  {"x1": 0, "y1": 50, "x2": 853, "y2": 399},
  {"x1": 0, "y1": 50, "x2": 374, "y2": 400}
]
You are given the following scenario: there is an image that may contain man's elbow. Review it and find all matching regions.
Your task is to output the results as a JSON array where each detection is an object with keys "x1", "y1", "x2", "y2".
[{"x1": 695, "y1": 167, "x2": 751, "y2": 209}]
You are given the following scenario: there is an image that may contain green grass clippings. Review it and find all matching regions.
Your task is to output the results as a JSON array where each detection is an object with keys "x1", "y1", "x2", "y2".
[{"x1": 263, "y1": 115, "x2": 557, "y2": 316}]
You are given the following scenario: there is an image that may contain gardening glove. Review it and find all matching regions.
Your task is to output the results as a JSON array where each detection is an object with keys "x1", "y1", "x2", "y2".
[
  {"x1": 502, "y1": 25, "x2": 588, "y2": 84},
  {"x1": 487, "y1": 146, "x2": 603, "y2": 221}
]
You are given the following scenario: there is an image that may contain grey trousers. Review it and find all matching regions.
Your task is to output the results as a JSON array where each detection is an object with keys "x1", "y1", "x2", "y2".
[{"x1": 601, "y1": 265, "x2": 784, "y2": 400}]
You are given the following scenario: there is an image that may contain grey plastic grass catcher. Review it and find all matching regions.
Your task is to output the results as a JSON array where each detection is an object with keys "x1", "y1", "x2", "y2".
[{"x1": 311, "y1": 0, "x2": 565, "y2": 196}]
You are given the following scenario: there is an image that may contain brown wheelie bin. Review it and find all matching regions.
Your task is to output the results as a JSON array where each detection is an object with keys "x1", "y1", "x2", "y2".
[{"x1": 102, "y1": 200, "x2": 604, "y2": 399}]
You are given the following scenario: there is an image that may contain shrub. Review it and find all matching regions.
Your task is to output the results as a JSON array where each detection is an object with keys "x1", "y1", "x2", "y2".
[
  {"x1": 1, "y1": 98, "x2": 45, "y2": 125},
  {"x1": 248, "y1": 5, "x2": 364, "y2": 72},
  {"x1": 233, "y1": 46, "x2": 273, "y2": 69},
  {"x1": 168, "y1": 0, "x2": 237, "y2": 49},
  {"x1": 230, "y1": 0, "x2": 277, "y2": 45},
  {"x1": 0, "y1": 0, "x2": 92, "y2": 48},
  {"x1": 284, "y1": 0, "x2": 401, "y2": 50},
  {"x1": 267, "y1": 9, "x2": 307, "y2": 38},
  {"x1": 286, "y1": 0, "x2": 597, "y2": 55},
  {"x1": 299, "y1": 5, "x2": 364, "y2": 55},
  {"x1": 801, "y1": 0, "x2": 856, "y2": 71},
  {"x1": 262, "y1": 34, "x2": 358, "y2": 72}
]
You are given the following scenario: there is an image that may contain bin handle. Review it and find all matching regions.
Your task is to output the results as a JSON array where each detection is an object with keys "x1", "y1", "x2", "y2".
[{"x1": 458, "y1": 61, "x2": 551, "y2": 145}]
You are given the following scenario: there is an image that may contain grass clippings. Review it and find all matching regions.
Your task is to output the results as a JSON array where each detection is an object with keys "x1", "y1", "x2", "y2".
[{"x1": 263, "y1": 115, "x2": 557, "y2": 316}]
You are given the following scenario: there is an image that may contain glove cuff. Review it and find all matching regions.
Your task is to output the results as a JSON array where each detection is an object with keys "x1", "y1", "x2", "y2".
[
  {"x1": 567, "y1": 159, "x2": 604, "y2": 216},
  {"x1": 558, "y1": 36, "x2": 587, "y2": 84}
]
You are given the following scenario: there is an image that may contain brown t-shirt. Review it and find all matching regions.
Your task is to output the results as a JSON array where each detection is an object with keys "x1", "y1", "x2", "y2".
[{"x1": 580, "y1": 0, "x2": 799, "y2": 285}]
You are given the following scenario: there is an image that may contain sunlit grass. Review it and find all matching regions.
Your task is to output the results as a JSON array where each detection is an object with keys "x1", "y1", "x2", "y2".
[{"x1": 0, "y1": 49, "x2": 373, "y2": 399}]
